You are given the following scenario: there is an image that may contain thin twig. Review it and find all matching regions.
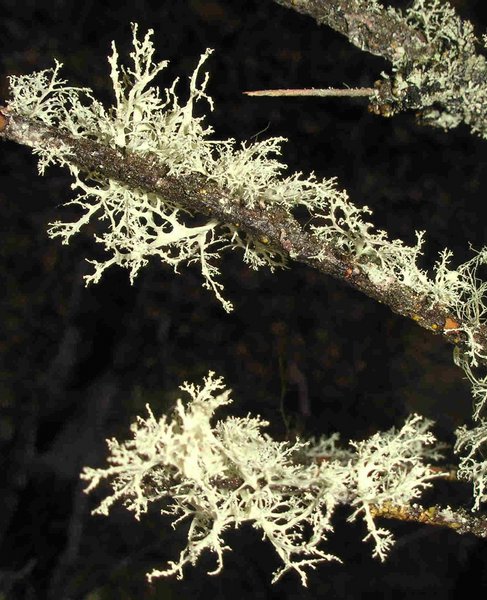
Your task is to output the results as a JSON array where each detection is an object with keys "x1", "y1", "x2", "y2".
[
  {"x1": 244, "y1": 87, "x2": 375, "y2": 98},
  {"x1": 371, "y1": 502, "x2": 487, "y2": 539}
]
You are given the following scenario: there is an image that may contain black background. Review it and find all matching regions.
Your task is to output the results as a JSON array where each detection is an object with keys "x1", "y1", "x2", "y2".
[{"x1": 1, "y1": 0, "x2": 487, "y2": 598}]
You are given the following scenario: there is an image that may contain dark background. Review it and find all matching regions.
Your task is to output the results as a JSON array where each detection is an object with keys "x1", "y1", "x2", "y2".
[{"x1": 1, "y1": 0, "x2": 487, "y2": 598}]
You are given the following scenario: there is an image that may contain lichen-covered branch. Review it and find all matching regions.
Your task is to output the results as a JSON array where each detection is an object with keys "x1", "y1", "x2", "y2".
[
  {"x1": 2, "y1": 24, "x2": 487, "y2": 417},
  {"x1": 78, "y1": 370, "x2": 487, "y2": 584},
  {"x1": 272, "y1": 0, "x2": 487, "y2": 139},
  {"x1": 3, "y1": 20, "x2": 487, "y2": 587},
  {"x1": 272, "y1": 0, "x2": 432, "y2": 62},
  {"x1": 81, "y1": 372, "x2": 446, "y2": 584},
  {"x1": 370, "y1": 502, "x2": 487, "y2": 539},
  {"x1": 1, "y1": 105, "x2": 486, "y2": 355}
]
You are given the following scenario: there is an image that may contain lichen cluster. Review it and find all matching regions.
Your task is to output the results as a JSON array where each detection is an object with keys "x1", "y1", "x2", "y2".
[
  {"x1": 380, "y1": 0, "x2": 487, "y2": 137},
  {"x1": 6, "y1": 4, "x2": 487, "y2": 583},
  {"x1": 81, "y1": 373, "x2": 442, "y2": 585}
]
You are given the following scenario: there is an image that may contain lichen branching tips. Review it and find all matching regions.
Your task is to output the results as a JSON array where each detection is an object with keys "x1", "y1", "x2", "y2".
[
  {"x1": 7, "y1": 10, "x2": 487, "y2": 574},
  {"x1": 81, "y1": 373, "x2": 443, "y2": 585}
]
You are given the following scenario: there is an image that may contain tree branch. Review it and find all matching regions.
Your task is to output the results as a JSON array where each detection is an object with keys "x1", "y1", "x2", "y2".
[
  {"x1": 270, "y1": 0, "x2": 431, "y2": 63},
  {"x1": 1, "y1": 107, "x2": 485, "y2": 357},
  {"x1": 271, "y1": 0, "x2": 487, "y2": 139},
  {"x1": 371, "y1": 502, "x2": 487, "y2": 539}
]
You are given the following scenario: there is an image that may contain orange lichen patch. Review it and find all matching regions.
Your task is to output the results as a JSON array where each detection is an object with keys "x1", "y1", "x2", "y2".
[
  {"x1": 444, "y1": 316, "x2": 460, "y2": 331},
  {"x1": 0, "y1": 108, "x2": 9, "y2": 132},
  {"x1": 410, "y1": 315, "x2": 444, "y2": 332}
]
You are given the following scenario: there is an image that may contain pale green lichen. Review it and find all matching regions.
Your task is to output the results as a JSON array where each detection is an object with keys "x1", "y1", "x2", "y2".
[
  {"x1": 455, "y1": 421, "x2": 487, "y2": 510},
  {"x1": 8, "y1": 22, "x2": 478, "y2": 319},
  {"x1": 4, "y1": 5, "x2": 487, "y2": 587},
  {"x1": 384, "y1": 0, "x2": 487, "y2": 137},
  {"x1": 7, "y1": 25, "x2": 293, "y2": 312},
  {"x1": 8, "y1": 19, "x2": 487, "y2": 518},
  {"x1": 81, "y1": 373, "x2": 442, "y2": 585},
  {"x1": 369, "y1": 0, "x2": 487, "y2": 516},
  {"x1": 446, "y1": 249, "x2": 487, "y2": 423},
  {"x1": 7, "y1": 22, "x2": 486, "y2": 324},
  {"x1": 347, "y1": 414, "x2": 444, "y2": 560}
]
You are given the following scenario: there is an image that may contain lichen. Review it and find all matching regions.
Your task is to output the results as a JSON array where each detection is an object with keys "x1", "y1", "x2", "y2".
[
  {"x1": 8, "y1": 21, "x2": 486, "y2": 328},
  {"x1": 379, "y1": 0, "x2": 487, "y2": 138},
  {"x1": 8, "y1": 19, "x2": 487, "y2": 519},
  {"x1": 81, "y1": 373, "x2": 442, "y2": 584},
  {"x1": 455, "y1": 420, "x2": 487, "y2": 510}
]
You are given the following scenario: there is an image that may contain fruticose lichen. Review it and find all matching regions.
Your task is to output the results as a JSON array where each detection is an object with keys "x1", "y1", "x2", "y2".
[
  {"x1": 380, "y1": 0, "x2": 487, "y2": 137},
  {"x1": 81, "y1": 372, "x2": 443, "y2": 585},
  {"x1": 6, "y1": 22, "x2": 486, "y2": 332},
  {"x1": 7, "y1": 13, "x2": 487, "y2": 546}
]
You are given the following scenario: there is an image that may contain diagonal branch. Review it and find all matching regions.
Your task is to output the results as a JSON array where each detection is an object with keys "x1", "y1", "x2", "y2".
[
  {"x1": 2, "y1": 108, "x2": 486, "y2": 357},
  {"x1": 271, "y1": 0, "x2": 432, "y2": 62}
]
